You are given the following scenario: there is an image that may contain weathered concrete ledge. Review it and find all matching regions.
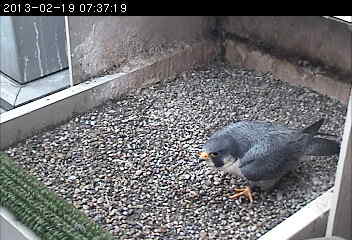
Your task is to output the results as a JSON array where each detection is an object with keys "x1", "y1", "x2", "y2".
[
  {"x1": 224, "y1": 38, "x2": 351, "y2": 104},
  {"x1": 0, "y1": 41, "x2": 219, "y2": 150}
]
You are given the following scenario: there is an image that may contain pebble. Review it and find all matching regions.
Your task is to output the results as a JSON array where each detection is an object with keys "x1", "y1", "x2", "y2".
[
  {"x1": 199, "y1": 230, "x2": 209, "y2": 239},
  {"x1": 82, "y1": 205, "x2": 90, "y2": 210},
  {"x1": 67, "y1": 175, "x2": 77, "y2": 181},
  {"x1": 109, "y1": 209, "x2": 118, "y2": 216},
  {"x1": 5, "y1": 63, "x2": 345, "y2": 240}
]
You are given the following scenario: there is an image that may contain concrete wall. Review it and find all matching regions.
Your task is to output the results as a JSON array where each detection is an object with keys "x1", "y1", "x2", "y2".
[
  {"x1": 222, "y1": 16, "x2": 352, "y2": 103},
  {"x1": 222, "y1": 16, "x2": 351, "y2": 77},
  {"x1": 67, "y1": 16, "x2": 216, "y2": 83}
]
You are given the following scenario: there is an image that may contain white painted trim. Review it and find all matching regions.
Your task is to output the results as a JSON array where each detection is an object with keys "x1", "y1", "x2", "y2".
[
  {"x1": 0, "y1": 70, "x2": 70, "y2": 109},
  {"x1": 259, "y1": 189, "x2": 333, "y2": 240},
  {"x1": 0, "y1": 208, "x2": 40, "y2": 240},
  {"x1": 326, "y1": 89, "x2": 352, "y2": 239},
  {"x1": 0, "y1": 72, "x2": 126, "y2": 124},
  {"x1": 332, "y1": 16, "x2": 352, "y2": 23},
  {"x1": 323, "y1": 16, "x2": 352, "y2": 30}
]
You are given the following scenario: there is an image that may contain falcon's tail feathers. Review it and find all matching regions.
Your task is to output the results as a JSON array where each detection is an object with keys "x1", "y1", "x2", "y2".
[
  {"x1": 302, "y1": 118, "x2": 325, "y2": 135},
  {"x1": 305, "y1": 137, "x2": 340, "y2": 156},
  {"x1": 316, "y1": 132, "x2": 339, "y2": 138}
]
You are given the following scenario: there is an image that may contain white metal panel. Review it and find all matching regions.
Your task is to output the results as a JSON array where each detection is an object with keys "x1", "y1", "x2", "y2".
[
  {"x1": 259, "y1": 189, "x2": 333, "y2": 240},
  {"x1": 326, "y1": 89, "x2": 352, "y2": 239},
  {"x1": 0, "y1": 208, "x2": 40, "y2": 240},
  {"x1": 332, "y1": 16, "x2": 352, "y2": 23}
]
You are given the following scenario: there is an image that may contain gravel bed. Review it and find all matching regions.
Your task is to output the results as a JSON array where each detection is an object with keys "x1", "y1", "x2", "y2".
[{"x1": 6, "y1": 63, "x2": 347, "y2": 239}]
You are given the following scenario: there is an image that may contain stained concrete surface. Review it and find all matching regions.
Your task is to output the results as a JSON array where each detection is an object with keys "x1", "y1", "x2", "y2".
[
  {"x1": 221, "y1": 16, "x2": 352, "y2": 77},
  {"x1": 224, "y1": 38, "x2": 352, "y2": 104},
  {"x1": 0, "y1": 16, "x2": 68, "y2": 83},
  {"x1": 67, "y1": 16, "x2": 216, "y2": 84}
]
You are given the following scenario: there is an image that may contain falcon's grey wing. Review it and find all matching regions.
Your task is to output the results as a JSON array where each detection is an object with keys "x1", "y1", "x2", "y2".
[
  {"x1": 209, "y1": 121, "x2": 295, "y2": 157},
  {"x1": 238, "y1": 131, "x2": 310, "y2": 181},
  {"x1": 211, "y1": 121, "x2": 291, "y2": 139},
  {"x1": 304, "y1": 137, "x2": 340, "y2": 156}
]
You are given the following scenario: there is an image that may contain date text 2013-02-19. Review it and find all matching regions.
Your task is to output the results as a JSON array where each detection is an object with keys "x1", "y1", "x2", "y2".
[{"x1": 2, "y1": 3, "x2": 128, "y2": 14}]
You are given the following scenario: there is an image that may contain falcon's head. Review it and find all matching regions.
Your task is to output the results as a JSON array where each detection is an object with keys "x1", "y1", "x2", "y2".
[{"x1": 198, "y1": 135, "x2": 238, "y2": 168}]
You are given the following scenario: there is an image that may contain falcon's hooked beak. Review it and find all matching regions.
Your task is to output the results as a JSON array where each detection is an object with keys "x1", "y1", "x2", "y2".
[{"x1": 198, "y1": 152, "x2": 209, "y2": 160}]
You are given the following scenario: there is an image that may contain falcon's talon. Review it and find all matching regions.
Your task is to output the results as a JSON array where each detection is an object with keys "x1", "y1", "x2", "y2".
[
  {"x1": 234, "y1": 187, "x2": 248, "y2": 192},
  {"x1": 228, "y1": 186, "x2": 253, "y2": 203}
]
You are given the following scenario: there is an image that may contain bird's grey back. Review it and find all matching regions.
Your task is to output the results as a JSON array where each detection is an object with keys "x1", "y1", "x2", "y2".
[
  {"x1": 210, "y1": 121, "x2": 298, "y2": 156},
  {"x1": 206, "y1": 119, "x2": 339, "y2": 185}
]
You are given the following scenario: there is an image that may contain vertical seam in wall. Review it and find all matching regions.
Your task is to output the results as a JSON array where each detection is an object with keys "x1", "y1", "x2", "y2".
[{"x1": 213, "y1": 16, "x2": 226, "y2": 62}]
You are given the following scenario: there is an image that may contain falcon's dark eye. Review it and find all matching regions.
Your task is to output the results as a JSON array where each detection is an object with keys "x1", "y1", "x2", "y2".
[{"x1": 210, "y1": 152, "x2": 218, "y2": 157}]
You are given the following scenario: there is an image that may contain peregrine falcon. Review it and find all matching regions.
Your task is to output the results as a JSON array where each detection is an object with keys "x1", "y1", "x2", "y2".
[{"x1": 198, "y1": 118, "x2": 340, "y2": 203}]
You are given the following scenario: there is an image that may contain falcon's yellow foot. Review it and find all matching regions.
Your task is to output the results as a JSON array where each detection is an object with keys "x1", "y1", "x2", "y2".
[{"x1": 228, "y1": 186, "x2": 253, "y2": 203}]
